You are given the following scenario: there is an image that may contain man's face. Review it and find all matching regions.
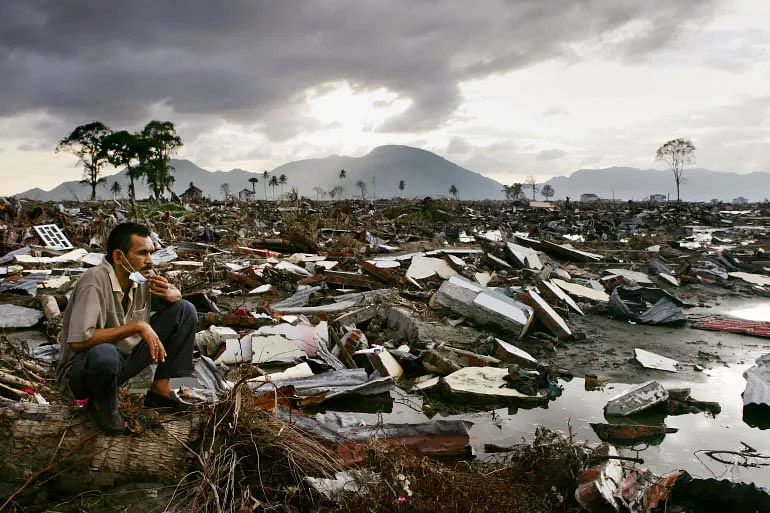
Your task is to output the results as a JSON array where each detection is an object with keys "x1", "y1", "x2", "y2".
[{"x1": 122, "y1": 234, "x2": 154, "y2": 277}]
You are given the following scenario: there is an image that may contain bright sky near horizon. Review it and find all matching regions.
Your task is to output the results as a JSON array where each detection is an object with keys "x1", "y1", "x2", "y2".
[{"x1": 0, "y1": 0, "x2": 769, "y2": 195}]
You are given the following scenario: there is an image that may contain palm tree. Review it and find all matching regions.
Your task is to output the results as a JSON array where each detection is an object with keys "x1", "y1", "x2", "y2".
[
  {"x1": 313, "y1": 186, "x2": 324, "y2": 200},
  {"x1": 262, "y1": 170, "x2": 269, "y2": 200},
  {"x1": 398, "y1": 180, "x2": 405, "y2": 197},
  {"x1": 110, "y1": 181, "x2": 122, "y2": 199},
  {"x1": 338, "y1": 169, "x2": 346, "y2": 199},
  {"x1": 355, "y1": 179, "x2": 367, "y2": 200},
  {"x1": 269, "y1": 175, "x2": 279, "y2": 200},
  {"x1": 279, "y1": 174, "x2": 287, "y2": 197},
  {"x1": 449, "y1": 184, "x2": 459, "y2": 200},
  {"x1": 248, "y1": 176, "x2": 259, "y2": 193}
]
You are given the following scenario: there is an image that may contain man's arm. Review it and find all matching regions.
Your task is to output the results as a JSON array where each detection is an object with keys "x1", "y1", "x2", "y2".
[{"x1": 70, "y1": 321, "x2": 167, "y2": 363}]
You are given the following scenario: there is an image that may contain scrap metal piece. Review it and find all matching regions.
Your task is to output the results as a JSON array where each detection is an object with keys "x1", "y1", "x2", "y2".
[
  {"x1": 575, "y1": 444, "x2": 623, "y2": 513},
  {"x1": 590, "y1": 422, "x2": 678, "y2": 444},
  {"x1": 696, "y1": 318, "x2": 770, "y2": 338}
]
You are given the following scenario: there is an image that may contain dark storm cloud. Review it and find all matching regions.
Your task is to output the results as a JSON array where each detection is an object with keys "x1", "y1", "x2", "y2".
[{"x1": 0, "y1": 0, "x2": 718, "y2": 135}]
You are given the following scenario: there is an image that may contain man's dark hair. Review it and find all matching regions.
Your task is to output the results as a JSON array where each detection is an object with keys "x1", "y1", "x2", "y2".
[{"x1": 105, "y1": 222, "x2": 151, "y2": 263}]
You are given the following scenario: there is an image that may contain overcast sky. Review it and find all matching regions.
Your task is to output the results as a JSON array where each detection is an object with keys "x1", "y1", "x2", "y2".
[{"x1": 1, "y1": 0, "x2": 769, "y2": 195}]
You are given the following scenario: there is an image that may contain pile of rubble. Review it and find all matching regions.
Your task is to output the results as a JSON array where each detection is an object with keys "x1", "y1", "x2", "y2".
[{"x1": 1, "y1": 196, "x2": 769, "y2": 511}]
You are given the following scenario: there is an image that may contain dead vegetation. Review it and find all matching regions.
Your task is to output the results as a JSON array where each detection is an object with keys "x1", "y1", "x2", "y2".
[{"x1": 328, "y1": 427, "x2": 587, "y2": 513}]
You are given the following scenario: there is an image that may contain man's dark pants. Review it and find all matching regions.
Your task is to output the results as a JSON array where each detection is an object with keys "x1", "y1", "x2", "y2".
[{"x1": 68, "y1": 300, "x2": 197, "y2": 407}]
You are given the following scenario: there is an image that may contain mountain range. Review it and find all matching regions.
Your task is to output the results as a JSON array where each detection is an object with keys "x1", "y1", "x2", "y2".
[{"x1": 14, "y1": 145, "x2": 770, "y2": 202}]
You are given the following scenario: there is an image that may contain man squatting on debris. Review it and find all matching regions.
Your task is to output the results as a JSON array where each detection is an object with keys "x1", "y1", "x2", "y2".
[{"x1": 56, "y1": 222, "x2": 197, "y2": 434}]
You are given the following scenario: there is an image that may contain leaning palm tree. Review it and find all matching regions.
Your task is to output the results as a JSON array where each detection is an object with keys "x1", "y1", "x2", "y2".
[
  {"x1": 262, "y1": 170, "x2": 269, "y2": 200},
  {"x1": 279, "y1": 174, "x2": 287, "y2": 196},
  {"x1": 248, "y1": 176, "x2": 259, "y2": 193},
  {"x1": 338, "y1": 169, "x2": 346, "y2": 199},
  {"x1": 269, "y1": 175, "x2": 279, "y2": 200},
  {"x1": 449, "y1": 184, "x2": 459, "y2": 200},
  {"x1": 355, "y1": 179, "x2": 367, "y2": 200},
  {"x1": 110, "y1": 181, "x2": 122, "y2": 199}
]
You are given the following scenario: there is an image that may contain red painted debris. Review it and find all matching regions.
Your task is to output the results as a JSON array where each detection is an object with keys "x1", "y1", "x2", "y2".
[{"x1": 695, "y1": 318, "x2": 770, "y2": 338}]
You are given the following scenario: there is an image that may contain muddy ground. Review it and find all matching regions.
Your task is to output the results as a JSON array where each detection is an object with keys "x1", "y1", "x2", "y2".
[{"x1": 555, "y1": 284, "x2": 770, "y2": 384}]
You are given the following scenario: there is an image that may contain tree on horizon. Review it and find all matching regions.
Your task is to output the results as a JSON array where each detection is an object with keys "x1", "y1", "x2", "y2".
[
  {"x1": 248, "y1": 176, "x2": 258, "y2": 193},
  {"x1": 140, "y1": 120, "x2": 182, "y2": 201},
  {"x1": 449, "y1": 184, "x2": 458, "y2": 200},
  {"x1": 101, "y1": 130, "x2": 145, "y2": 202},
  {"x1": 338, "y1": 169, "x2": 346, "y2": 199},
  {"x1": 398, "y1": 179, "x2": 405, "y2": 197},
  {"x1": 262, "y1": 170, "x2": 269, "y2": 200},
  {"x1": 56, "y1": 121, "x2": 112, "y2": 200},
  {"x1": 656, "y1": 138, "x2": 696, "y2": 202},
  {"x1": 355, "y1": 179, "x2": 367, "y2": 200},
  {"x1": 110, "y1": 181, "x2": 121, "y2": 199},
  {"x1": 541, "y1": 184, "x2": 555, "y2": 200},
  {"x1": 525, "y1": 175, "x2": 539, "y2": 200},
  {"x1": 279, "y1": 173, "x2": 287, "y2": 196},
  {"x1": 269, "y1": 175, "x2": 279, "y2": 200}
]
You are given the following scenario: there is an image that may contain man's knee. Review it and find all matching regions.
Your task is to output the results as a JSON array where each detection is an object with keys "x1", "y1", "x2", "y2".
[
  {"x1": 177, "y1": 299, "x2": 197, "y2": 321},
  {"x1": 161, "y1": 299, "x2": 197, "y2": 322},
  {"x1": 88, "y1": 344, "x2": 121, "y2": 376}
]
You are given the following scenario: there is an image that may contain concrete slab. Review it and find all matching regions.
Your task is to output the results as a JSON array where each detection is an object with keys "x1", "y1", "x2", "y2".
[
  {"x1": 441, "y1": 367, "x2": 546, "y2": 405},
  {"x1": 604, "y1": 381, "x2": 669, "y2": 416},
  {"x1": 634, "y1": 348, "x2": 679, "y2": 372},
  {"x1": 0, "y1": 304, "x2": 44, "y2": 328},
  {"x1": 552, "y1": 278, "x2": 610, "y2": 303}
]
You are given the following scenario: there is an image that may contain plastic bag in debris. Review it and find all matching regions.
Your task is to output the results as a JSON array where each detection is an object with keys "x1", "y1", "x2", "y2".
[
  {"x1": 195, "y1": 325, "x2": 239, "y2": 357},
  {"x1": 190, "y1": 356, "x2": 229, "y2": 401},
  {"x1": 609, "y1": 286, "x2": 687, "y2": 325}
]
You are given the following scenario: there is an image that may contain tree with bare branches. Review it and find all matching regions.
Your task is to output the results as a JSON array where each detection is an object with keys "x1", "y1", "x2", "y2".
[
  {"x1": 525, "y1": 175, "x2": 538, "y2": 200},
  {"x1": 655, "y1": 138, "x2": 695, "y2": 202}
]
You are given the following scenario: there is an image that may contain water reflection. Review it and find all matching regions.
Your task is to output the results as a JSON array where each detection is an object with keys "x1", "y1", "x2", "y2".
[
  {"x1": 327, "y1": 362, "x2": 769, "y2": 487},
  {"x1": 727, "y1": 303, "x2": 770, "y2": 322}
]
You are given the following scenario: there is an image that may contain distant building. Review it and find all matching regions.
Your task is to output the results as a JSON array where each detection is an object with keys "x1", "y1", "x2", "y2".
[
  {"x1": 529, "y1": 201, "x2": 557, "y2": 210},
  {"x1": 580, "y1": 193, "x2": 600, "y2": 203},
  {"x1": 732, "y1": 196, "x2": 749, "y2": 205},
  {"x1": 180, "y1": 182, "x2": 203, "y2": 202},
  {"x1": 238, "y1": 188, "x2": 256, "y2": 202},
  {"x1": 648, "y1": 194, "x2": 667, "y2": 203}
]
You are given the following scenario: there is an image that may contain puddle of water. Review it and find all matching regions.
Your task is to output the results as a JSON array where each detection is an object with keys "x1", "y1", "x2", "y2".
[
  {"x1": 327, "y1": 363, "x2": 769, "y2": 488},
  {"x1": 726, "y1": 304, "x2": 770, "y2": 322}
]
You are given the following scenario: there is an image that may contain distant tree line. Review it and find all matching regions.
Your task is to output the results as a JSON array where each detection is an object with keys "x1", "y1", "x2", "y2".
[{"x1": 56, "y1": 120, "x2": 182, "y2": 201}]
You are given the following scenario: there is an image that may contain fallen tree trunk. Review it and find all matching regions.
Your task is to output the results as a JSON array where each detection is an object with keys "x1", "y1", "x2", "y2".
[{"x1": 0, "y1": 402, "x2": 202, "y2": 494}]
